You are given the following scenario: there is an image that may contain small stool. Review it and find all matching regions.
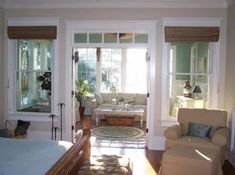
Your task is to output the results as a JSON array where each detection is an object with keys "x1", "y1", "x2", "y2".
[{"x1": 159, "y1": 145, "x2": 222, "y2": 175}]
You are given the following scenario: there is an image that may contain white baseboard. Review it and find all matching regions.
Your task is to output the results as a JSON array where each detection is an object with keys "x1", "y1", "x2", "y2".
[{"x1": 146, "y1": 135, "x2": 165, "y2": 150}]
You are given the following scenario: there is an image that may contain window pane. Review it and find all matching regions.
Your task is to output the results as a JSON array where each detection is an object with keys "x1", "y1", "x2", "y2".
[
  {"x1": 18, "y1": 40, "x2": 52, "y2": 71},
  {"x1": 119, "y1": 33, "x2": 133, "y2": 43},
  {"x1": 134, "y1": 33, "x2": 148, "y2": 43},
  {"x1": 17, "y1": 39, "x2": 52, "y2": 113},
  {"x1": 89, "y1": 33, "x2": 102, "y2": 43},
  {"x1": 125, "y1": 48, "x2": 147, "y2": 93},
  {"x1": 16, "y1": 71, "x2": 51, "y2": 113},
  {"x1": 104, "y1": 33, "x2": 117, "y2": 43},
  {"x1": 74, "y1": 33, "x2": 87, "y2": 43},
  {"x1": 101, "y1": 49, "x2": 121, "y2": 92},
  {"x1": 77, "y1": 48, "x2": 97, "y2": 88},
  {"x1": 169, "y1": 41, "x2": 209, "y2": 117}
]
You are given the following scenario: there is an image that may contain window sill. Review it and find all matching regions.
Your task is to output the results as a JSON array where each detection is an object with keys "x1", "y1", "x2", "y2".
[
  {"x1": 8, "y1": 112, "x2": 58, "y2": 122},
  {"x1": 161, "y1": 119, "x2": 178, "y2": 127}
]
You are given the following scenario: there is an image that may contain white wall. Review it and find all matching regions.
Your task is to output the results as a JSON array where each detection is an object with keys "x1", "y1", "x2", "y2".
[
  {"x1": 0, "y1": 8, "x2": 3, "y2": 128},
  {"x1": 2, "y1": 8, "x2": 228, "y2": 146},
  {"x1": 225, "y1": 3, "x2": 235, "y2": 114}
]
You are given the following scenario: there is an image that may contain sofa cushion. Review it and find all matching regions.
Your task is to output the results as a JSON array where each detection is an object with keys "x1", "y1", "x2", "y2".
[
  {"x1": 118, "y1": 93, "x2": 135, "y2": 103},
  {"x1": 187, "y1": 122, "x2": 212, "y2": 138},
  {"x1": 100, "y1": 93, "x2": 117, "y2": 104},
  {"x1": 94, "y1": 92, "x2": 104, "y2": 105},
  {"x1": 135, "y1": 94, "x2": 147, "y2": 105}
]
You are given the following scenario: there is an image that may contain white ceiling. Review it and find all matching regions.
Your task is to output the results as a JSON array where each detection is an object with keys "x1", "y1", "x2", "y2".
[{"x1": 0, "y1": 0, "x2": 234, "y2": 9}]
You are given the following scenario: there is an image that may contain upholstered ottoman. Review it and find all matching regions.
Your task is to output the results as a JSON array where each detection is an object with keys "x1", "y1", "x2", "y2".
[{"x1": 159, "y1": 145, "x2": 222, "y2": 175}]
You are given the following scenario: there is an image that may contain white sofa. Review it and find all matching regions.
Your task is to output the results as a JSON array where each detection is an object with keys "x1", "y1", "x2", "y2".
[{"x1": 91, "y1": 92, "x2": 147, "y2": 121}]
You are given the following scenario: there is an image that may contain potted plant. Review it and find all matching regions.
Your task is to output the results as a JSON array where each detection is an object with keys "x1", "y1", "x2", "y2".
[
  {"x1": 75, "y1": 79, "x2": 94, "y2": 120},
  {"x1": 37, "y1": 71, "x2": 51, "y2": 103}
]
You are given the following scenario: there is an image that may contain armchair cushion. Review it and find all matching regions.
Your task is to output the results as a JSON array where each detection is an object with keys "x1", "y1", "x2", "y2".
[
  {"x1": 164, "y1": 124, "x2": 183, "y2": 139},
  {"x1": 187, "y1": 122, "x2": 212, "y2": 138},
  {"x1": 212, "y1": 127, "x2": 230, "y2": 146}
]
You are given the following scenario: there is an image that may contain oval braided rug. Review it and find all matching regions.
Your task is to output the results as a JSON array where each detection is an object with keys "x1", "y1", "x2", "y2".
[{"x1": 92, "y1": 126, "x2": 144, "y2": 139}]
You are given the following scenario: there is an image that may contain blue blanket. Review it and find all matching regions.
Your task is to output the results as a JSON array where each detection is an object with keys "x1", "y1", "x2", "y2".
[{"x1": 0, "y1": 137, "x2": 72, "y2": 175}]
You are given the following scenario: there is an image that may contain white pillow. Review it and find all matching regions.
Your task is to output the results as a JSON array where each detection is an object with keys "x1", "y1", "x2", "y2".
[
  {"x1": 95, "y1": 92, "x2": 104, "y2": 105},
  {"x1": 135, "y1": 93, "x2": 147, "y2": 105}
]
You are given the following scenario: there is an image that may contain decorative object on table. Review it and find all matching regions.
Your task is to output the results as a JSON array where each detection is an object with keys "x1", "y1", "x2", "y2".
[
  {"x1": 75, "y1": 79, "x2": 94, "y2": 120},
  {"x1": 183, "y1": 80, "x2": 192, "y2": 98},
  {"x1": 119, "y1": 96, "x2": 125, "y2": 109},
  {"x1": 58, "y1": 102, "x2": 65, "y2": 140},
  {"x1": 111, "y1": 98, "x2": 117, "y2": 110},
  {"x1": 14, "y1": 120, "x2": 30, "y2": 138},
  {"x1": 192, "y1": 85, "x2": 202, "y2": 99}
]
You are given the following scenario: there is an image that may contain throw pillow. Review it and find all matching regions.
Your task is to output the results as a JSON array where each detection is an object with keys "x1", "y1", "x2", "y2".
[
  {"x1": 95, "y1": 92, "x2": 104, "y2": 105},
  {"x1": 14, "y1": 120, "x2": 30, "y2": 136},
  {"x1": 187, "y1": 122, "x2": 212, "y2": 138}
]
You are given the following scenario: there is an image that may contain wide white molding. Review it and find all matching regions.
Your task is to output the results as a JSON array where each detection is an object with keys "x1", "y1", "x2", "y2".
[
  {"x1": 147, "y1": 136, "x2": 165, "y2": 150},
  {"x1": 2, "y1": 0, "x2": 228, "y2": 9}
]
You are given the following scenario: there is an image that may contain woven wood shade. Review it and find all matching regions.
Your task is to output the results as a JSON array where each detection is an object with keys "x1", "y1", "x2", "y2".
[
  {"x1": 7, "y1": 26, "x2": 57, "y2": 39},
  {"x1": 164, "y1": 26, "x2": 219, "y2": 42}
]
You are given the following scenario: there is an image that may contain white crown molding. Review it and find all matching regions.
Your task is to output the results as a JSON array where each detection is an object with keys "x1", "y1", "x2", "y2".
[{"x1": 2, "y1": 0, "x2": 228, "y2": 9}]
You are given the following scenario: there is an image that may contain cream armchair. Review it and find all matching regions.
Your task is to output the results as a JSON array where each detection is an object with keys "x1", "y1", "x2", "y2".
[{"x1": 164, "y1": 108, "x2": 230, "y2": 164}]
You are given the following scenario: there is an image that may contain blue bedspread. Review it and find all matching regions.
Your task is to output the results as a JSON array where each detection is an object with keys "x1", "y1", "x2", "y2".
[{"x1": 0, "y1": 137, "x2": 72, "y2": 175}]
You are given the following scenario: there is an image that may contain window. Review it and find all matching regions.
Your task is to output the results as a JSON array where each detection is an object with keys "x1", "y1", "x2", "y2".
[
  {"x1": 75, "y1": 47, "x2": 147, "y2": 93},
  {"x1": 16, "y1": 40, "x2": 53, "y2": 113},
  {"x1": 162, "y1": 23, "x2": 220, "y2": 121},
  {"x1": 169, "y1": 42, "x2": 210, "y2": 117}
]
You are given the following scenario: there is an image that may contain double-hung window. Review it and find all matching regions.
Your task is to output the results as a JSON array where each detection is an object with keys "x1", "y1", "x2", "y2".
[
  {"x1": 7, "y1": 25, "x2": 57, "y2": 116},
  {"x1": 16, "y1": 39, "x2": 53, "y2": 113},
  {"x1": 162, "y1": 25, "x2": 220, "y2": 120}
]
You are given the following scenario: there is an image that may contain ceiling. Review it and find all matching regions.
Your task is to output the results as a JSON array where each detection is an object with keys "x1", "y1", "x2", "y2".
[{"x1": 0, "y1": 0, "x2": 234, "y2": 9}]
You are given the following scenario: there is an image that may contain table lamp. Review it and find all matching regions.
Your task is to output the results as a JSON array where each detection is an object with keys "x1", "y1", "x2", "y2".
[{"x1": 192, "y1": 85, "x2": 202, "y2": 99}]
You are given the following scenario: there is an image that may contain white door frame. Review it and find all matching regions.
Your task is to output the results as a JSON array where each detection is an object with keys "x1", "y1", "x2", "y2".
[{"x1": 65, "y1": 20, "x2": 157, "y2": 149}]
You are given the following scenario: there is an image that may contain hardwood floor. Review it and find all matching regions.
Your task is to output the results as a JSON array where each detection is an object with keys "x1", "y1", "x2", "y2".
[
  {"x1": 91, "y1": 146, "x2": 235, "y2": 175},
  {"x1": 88, "y1": 120, "x2": 235, "y2": 175}
]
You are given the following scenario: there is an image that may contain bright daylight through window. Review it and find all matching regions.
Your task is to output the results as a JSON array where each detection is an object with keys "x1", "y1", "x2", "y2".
[
  {"x1": 16, "y1": 40, "x2": 53, "y2": 113},
  {"x1": 169, "y1": 42, "x2": 209, "y2": 117},
  {"x1": 75, "y1": 48, "x2": 147, "y2": 94}
]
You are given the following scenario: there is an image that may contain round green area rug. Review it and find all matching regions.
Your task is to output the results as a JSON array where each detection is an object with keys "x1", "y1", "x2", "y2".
[{"x1": 92, "y1": 126, "x2": 145, "y2": 139}]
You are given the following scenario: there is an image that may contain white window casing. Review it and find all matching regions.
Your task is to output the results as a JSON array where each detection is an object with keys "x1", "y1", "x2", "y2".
[{"x1": 5, "y1": 17, "x2": 59, "y2": 121}]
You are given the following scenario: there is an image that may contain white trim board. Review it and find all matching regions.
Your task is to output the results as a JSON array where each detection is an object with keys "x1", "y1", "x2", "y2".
[
  {"x1": 65, "y1": 20, "x2": 157, "y2": 144},
  {"x1": 1, "y1": 0, "x2": 228, "y2": 9},
  {"x1": 147, "y1": 136, "x2": 166, "y2": 150}
]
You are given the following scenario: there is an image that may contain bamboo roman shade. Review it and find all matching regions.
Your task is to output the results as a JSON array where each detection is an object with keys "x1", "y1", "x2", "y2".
[
  {"x1": 164, "y1": 26, "x2": 219, "y2": 42},
  {"x1": 7, "y1": 26, "x2": 57, "y2": 39}
]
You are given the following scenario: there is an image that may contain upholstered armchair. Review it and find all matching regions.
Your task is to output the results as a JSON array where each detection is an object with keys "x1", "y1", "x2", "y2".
[{"x1": 164, "y1": 108, "x2": 230, "y2": 164}]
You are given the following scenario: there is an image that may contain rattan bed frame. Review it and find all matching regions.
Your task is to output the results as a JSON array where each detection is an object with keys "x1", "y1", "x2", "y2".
[{"x1": 46, "y1": 131, "x2": 90, "y2": 175}]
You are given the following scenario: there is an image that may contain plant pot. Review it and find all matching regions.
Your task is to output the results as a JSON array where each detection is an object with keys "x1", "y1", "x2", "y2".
[{"x1": 79, "y1": 106, "x2": 85, "y2": 121}]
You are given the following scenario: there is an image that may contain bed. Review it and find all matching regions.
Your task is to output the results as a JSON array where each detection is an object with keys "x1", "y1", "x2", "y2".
[{"x1": 0, "y1": 131, "x2": 90, "y2": 175}]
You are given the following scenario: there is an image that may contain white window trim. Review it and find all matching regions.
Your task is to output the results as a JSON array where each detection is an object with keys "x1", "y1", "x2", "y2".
[
  {"x1": 161, "y1": 17, "x2": 223, "y2": 125},
  {"x1": 65, "y1": 20, "x2": 157, "y2": 144},
  {"x1": 5, "y1": 17, "x2": 59, "y2": 121}
]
